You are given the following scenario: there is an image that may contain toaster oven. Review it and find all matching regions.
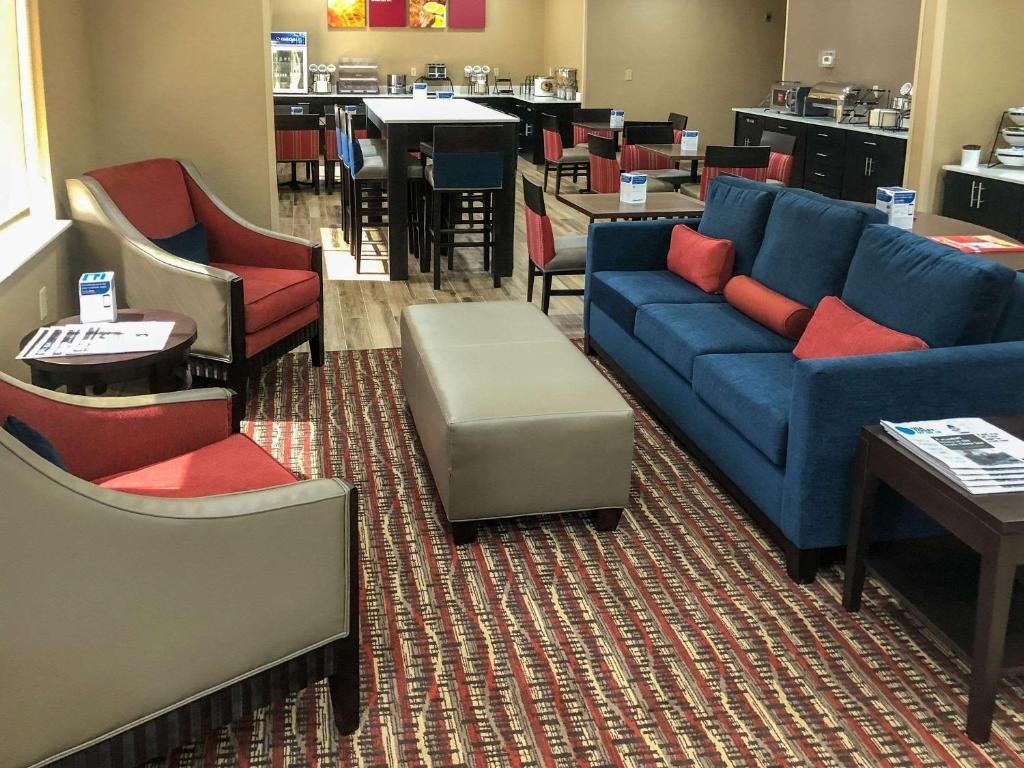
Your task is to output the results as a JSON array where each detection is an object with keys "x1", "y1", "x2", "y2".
[
  {"x1": 804, "y1": 82, "x2": 864, "y2": 122},
  {"x1": 769, "y1": 81, "x2": 810, "y2": 115}
]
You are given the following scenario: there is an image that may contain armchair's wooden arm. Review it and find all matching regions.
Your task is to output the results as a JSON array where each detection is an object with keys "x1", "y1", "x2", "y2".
[
  {"x1": 0, "y1": 442, "x2": 355, "y2": 768},
  {"x1": 0, "y1": 372, "x2": 233, "y2": 480},
  {"x1": 180, "y1": 160, "x2": 318, "y2": 272}
]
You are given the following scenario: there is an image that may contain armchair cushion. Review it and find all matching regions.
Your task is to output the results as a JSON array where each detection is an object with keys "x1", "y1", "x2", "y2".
[
  {"x1": 86, "y1": 159, "x2": 196, "y2": 239},
  {"x1": 213, "y1": 263, "x2": 320, "y2": 334},
  {"x1": 3, "y1": 416, "x2": 67, "y2": 470},
  {"x1": 95, "y1": 434, "x2": 296, "y2": 497},
  {"x1": 151, "y1": 222, "x2": 210, "y2": 265}
]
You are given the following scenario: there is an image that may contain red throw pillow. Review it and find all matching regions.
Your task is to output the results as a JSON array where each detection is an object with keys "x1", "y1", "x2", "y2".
[
  {"x1": 794, "y1": 296, "x2": 930, "y2": 360},
  {"x1": 666, "y1": 225, "x2": 735, "y2": 294},
  {"x1": 724, "y1": 275, "x2": 812, "y2": 340}
]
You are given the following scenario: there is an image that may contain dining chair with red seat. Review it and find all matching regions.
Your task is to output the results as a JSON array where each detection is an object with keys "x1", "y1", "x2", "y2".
[
  {"x1": 572, "y1": 107, "x2": 614, "y2": 147},
  {"x1": 620, "y1": 122, "x2": 675, "y2": 172},
  {"x1": 274, "y1": 113, "x2": 322, "y2": 194},
  {"x1": 668, "y1": 112, "x2": 689, "y2": 144},
  {"x1": 67, "y1": 158, "x2": 324, "y2": 421},
  {"x1": 541, "y1": 113, "x2": 589, "y2": 194},
  {"x1": 522, "y1": 177, "x2": 587, "y2": 314},
  {"x1": 587, "y1": 135, "x2": 676, "y2": 194},
  {"x1": 760, "y1": 129, "x2": 798, "y2": 186},
  {"x1": 680, "y1": 144, "x2": 771, "y2": 201}
]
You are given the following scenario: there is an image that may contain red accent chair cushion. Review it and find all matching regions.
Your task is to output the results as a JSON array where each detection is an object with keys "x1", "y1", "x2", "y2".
[
  {"x1": 525, "y1": 206, "x2": 557, "y2": 268},
  {"x1": 211, "y1": 262, "x2": 320, "y2": 334},
  {"x1": 666, "y1": 225, "x2": 734, "y2": 294},
  {"x1": 95, "y1": 434, "x2": 297, "y2": 498},
  {"x1": 542, "y1": 129, "x2": 564, "y2": 162},
  {"x1": 86, "y1": 159, "x2": 196, "y2": 239},
  {"x1": 621, "y1": 144, "x2": 673, "y2": 173},
  {"x1": 589, "y1": 154, "x2": 621, "y2": 193},
  {"x1": 794, "y1": 296, "x2": 930, "y2": 360},
  {"x1": 245, "y1": 304, "x2": 319, "y2": 358},
  {"x1": 725, "y1": 275, "x2": 812, "y2": 340},
  {"x1": 574, "y1": 125, "x2": 613, "y2": 147},
  {"x1": 767, "y1": 152, "x2": 794, "y2": 185}
]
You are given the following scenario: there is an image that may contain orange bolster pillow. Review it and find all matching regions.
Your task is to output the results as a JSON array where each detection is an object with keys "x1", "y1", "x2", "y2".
[{"x1": 724, "y1": 275, "x2": 812, "y2": 340}]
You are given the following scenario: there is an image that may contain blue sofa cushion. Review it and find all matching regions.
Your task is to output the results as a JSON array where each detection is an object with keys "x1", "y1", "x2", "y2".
[
  {"x1": 842, "y1": 225, "x2": 1018, "y2": 347},
  {"x1": 697, "y1": 176, "x2": 777, "y2": 276},
  {"x1": 751, "y1": 192, "x2": 874, "y2": 307},
  {"x1": 992, "y1": 273, "x2": 1024, "y2": 342},
  {"x1": 589, "y1": 270, "x2": 725, "y2": 333},
  {"x1": 692, "y1": 353, "x2": 796, "y2": 466},
  {"x1": 634, "y1": 303, "x2": 795, "y2": 382}
]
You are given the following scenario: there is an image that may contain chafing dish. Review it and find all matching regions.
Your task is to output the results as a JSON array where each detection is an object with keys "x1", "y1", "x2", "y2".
[{"x1": 804, "y1": 81, "x2": 864, "y2": 122}]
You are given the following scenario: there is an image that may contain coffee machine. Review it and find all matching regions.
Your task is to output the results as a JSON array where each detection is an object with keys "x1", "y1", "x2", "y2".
[{"x1": 310, "y1": 64, "x2": 335, "y2": 94}]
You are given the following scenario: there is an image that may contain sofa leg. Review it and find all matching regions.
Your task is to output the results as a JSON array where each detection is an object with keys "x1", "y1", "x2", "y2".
[
  {"x1": 594, "y1": 508, "x2": 623, "y2": 532},
  {"x1": 785, "y1": 543, "x2": 820, "y2": 584},
  {"x1": 583, "y1": 334, "x2": 595, "y2": 356},
  {"x1": 451, "y1": 521, "x2": 478, "y2": 545},
  {"x1": 328, "y1": 638, "x2": 360, "y2": 736},
  {"x1": 310, "y1": 332, "x2": 325, "y2": 367}
]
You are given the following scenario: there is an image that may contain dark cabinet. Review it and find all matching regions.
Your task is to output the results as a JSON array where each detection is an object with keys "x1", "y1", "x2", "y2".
[
  {"x1": 841, "y1": 135, "x2": 906, "y2": 203},
  {"x1": 734, "y1": 113, "x2": 764, "y2": 149},
  {"x1": 942, "y1": 171, "x2": 1024, "y2": 240}
]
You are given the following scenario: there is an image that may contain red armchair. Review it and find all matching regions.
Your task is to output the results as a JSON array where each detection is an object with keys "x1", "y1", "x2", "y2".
[
  {"x1": 0, "y1": 373, "x2": 359, "y2": 768},
  {"x1": 67, "y1": 159, "x2": 324, "y2": 420}
]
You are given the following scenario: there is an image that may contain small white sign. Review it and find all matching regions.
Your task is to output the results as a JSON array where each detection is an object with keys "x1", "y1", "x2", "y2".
[
  {"x1": 412, "y1": 82, "x2": 428, "y2": 100},
  {"x1": 78, "y1": 272, "x2": 117, "y2": 324},
  {"x1": 681, "y1": 130, "x2": 700, "y2": 152},
  {"x1": 620, "y1": 173, "x2": 648, "y2": 204},
  {"x1": 609, "y1": 109, "x2": 625, "y2": 130},
  {"x1": 876, "y1": 186, "x2": 916, "y2": 230}
]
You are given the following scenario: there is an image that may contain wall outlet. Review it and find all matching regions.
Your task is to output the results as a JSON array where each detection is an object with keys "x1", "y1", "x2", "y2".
[
  {"x1": 625, "y1": 68, "x2": 633, "y2": 82},
  {"x1": 411, "y1": 66, "x2": 418, "y2": 77},
  {"x1": 493, "y1": 67, "x2": 500, "y2": 78},
  {"x1": 38, "y1": 286, "x2": 48, "y2": 321},
  {"x1": 819, "y1": 49, "x2": 837, "y2": 68}
]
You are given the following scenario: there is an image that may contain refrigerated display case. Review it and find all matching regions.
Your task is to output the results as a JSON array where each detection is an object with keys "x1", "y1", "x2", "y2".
[{"x1": 271, "y1": 32, "x2": 308, "y2": 94}]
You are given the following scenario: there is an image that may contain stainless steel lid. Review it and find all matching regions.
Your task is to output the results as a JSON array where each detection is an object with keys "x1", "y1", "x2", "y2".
[{"x1": 807, "y1": 81, "x2": 864, "y2": 99}]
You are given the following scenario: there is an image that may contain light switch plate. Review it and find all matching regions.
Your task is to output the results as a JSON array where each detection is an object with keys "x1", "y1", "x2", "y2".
[
  {"x1": 411, "y1": 66, "x2": 418, "y2": 77},
  {"x1": 819, "y1": 49, "x2": 836, "y2": 68},
  {"x1": 625, "y1": 68, "x2": 633, "y2": 81}
]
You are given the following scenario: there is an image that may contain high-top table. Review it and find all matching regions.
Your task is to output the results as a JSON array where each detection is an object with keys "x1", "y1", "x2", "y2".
[{"x1": 363, "y1": 98, "x2": 519, "y2": 284}]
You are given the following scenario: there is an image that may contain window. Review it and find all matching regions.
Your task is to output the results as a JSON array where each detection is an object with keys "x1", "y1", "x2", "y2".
[{"x1": 0, "y1": 0, "x2": 30, "y2": 227}]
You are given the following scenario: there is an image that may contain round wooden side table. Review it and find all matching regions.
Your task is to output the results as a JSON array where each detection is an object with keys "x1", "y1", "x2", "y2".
[{"x1": 20, "y1": 309, "x2": 198, "y2": 395}]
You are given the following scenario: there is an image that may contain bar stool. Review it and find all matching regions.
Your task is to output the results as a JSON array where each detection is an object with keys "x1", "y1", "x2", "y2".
[
  {"x1": 423, "y1": 125, "x2": 507, "y2": 290},
  {"x1": 680, "y1": 145, "x2": 771, "y2": 200},
  {"x1": 522, "y1": 177, "x2": 586, "y2": 314},
  {"x1": 587, "y1": 135, "x2": 676, "y2": 194},
  {"x1": 275, "y1": 113, "x2": 322, "y2": 194},
  {"x1": 541, "y1": 113, "x2": 589, "y2": 194}
]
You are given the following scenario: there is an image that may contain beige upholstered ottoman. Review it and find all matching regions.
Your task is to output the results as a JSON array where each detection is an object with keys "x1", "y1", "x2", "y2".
[{"x1": 401, "y1": 302, "x2": 634, "y2": 543}]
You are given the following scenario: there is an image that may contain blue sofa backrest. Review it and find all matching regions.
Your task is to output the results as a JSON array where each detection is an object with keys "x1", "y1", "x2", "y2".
[
  {"x1": 842, "y1": 225, "x2": 1018, "y2": 347},
  {"x1": 749, "y1": 188, "x2": 885, "y2": 308},
  {"x1": 993, "y1": 272, "x2": 1024, "y2": 342},
  {"x1": 696, "y1": 176, "x2": 778, "y2": 277}
]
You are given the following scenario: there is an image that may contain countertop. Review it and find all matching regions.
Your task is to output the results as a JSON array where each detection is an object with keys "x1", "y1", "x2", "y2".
[
  {"x1": 277, "y1": 88, "x2": 581, "y2": 106},
  {"x1": 943, "y1": 163, "x2": 1024, "y2": 185},
  {"x1": 364, "y1": 98, "x2": 519, "y2": 124},
  {"x1": 733, "y1": 107, "x2": 910, "y2": 140}
]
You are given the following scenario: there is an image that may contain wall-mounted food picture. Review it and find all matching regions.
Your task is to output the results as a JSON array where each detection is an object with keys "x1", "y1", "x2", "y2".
[
  {"x1": 410, "y1": 0, "x2": 447, "y2": 28},
  {"x1": 327, "y1": 0, "x2": 367, "y2": 28}
]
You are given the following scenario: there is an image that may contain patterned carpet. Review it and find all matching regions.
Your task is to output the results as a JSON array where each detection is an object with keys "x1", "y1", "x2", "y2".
[{"x1": 155, "y1": 348, "x2": 1024, "y2": 767}]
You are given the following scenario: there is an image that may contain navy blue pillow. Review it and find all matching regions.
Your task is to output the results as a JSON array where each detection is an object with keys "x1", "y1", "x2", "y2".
[
  {"x1": 4, "y1": 415, "x2": 68, "y2": 471},
  {"x1": 697, "y1": 177, "x2": 777, "y2": 277},
  {"x1": 842, "y1": 225, "x2": 1017, "y2": 347},
  {"x1": 151, "y1": 222, "x2": 209, "y2": 265},
  {"x1": 751, "y1": 192, "x2": 872, "y2": 307}
]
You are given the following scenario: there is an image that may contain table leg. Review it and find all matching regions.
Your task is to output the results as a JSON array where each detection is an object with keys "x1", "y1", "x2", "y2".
[
  {"x1": 843, "y1": 434, "x2": 880, "y2": 612},
  {"x1": 966, "y1": 541, "x2": 1015, "y2": 742},
  {"x1": 386, "y1": 123, "x2": 410, "y2": 280},
  {"x1": 492, "y1": 122, "x2": 518, "y2": 288}
]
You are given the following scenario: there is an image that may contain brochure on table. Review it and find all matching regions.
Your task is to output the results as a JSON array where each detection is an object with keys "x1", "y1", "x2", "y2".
[
  {"x1": 881, "y1": 418, "x2": 1024, "y2": 494},
  {"x1": 18, "y1": 322, "x2": 175, "y2": 360}
]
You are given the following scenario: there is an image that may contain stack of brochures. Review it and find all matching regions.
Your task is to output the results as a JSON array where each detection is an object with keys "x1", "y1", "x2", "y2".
[
  {"x1": 17, "y1": 322, "x2": 175, "y2": 360},
  {"x1": 881, "y1": 418, "x2": 1024, "y2": 495}
]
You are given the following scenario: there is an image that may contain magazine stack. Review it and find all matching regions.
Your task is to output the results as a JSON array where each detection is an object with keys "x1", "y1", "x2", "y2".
[{"x1": 881, "y1": 418, "x2": 1024, "y2": 495}]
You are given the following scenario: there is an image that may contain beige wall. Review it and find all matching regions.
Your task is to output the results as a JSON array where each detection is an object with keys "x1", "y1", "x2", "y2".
[
  {"x1": 272, "y1": 0, "x2": 546, "y2": 82},
  {"x1": 783, "y1": 0, "x2": 920, "y2": 97},
  {"x1": 583, "y1": 0, "x2": 787, "y2": 146},
  {"x1": 543, "y1": 0, "x2": 586, "y2": 77},
  {"x1": 904, "y1": 0, "x2": 1024, "y2": 211},
  {"x1": 0, "y1": 233, "x2": 76, "y2": 381}
]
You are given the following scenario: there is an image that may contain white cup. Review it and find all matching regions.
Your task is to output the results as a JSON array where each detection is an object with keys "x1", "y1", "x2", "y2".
[{"x1": 962, "y1": 145, "x2": 982, "y2": 170}]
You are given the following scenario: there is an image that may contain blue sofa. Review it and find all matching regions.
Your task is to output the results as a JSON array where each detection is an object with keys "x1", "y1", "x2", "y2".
[{"x1": 583, "y1": 176, "x2": 1024, "y2": 581}]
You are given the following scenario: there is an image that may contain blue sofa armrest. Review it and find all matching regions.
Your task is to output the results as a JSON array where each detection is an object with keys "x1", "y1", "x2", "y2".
[
  {"x1": 782, "y1": 342, "x2": 1024, "y2": 549},
  {"x1": 584, "y1": 218, "x2": 698, "y2": 332}
]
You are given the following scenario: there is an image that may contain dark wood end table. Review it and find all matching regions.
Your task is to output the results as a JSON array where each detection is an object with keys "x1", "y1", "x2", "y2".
[
  {"x1": 843, "y1": 417, "x2": 1024, "y2": 742},
  {"x1": 21, "y1": 309, "x2": 198, "y2": 395}
]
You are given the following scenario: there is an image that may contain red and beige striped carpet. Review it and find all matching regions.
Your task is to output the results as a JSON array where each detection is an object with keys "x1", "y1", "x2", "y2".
[{"x1": 156, "y1": 348, "x2": 1024, "y2": 767}]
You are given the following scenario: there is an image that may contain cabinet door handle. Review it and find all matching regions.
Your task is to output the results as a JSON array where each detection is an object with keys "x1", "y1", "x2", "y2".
[
  {"x1": 868, "y1": 157, "x2": 875, "y2": 176},
  {"x1": 864, "y1": 141, "x2": 878, "y2": 147},
  {"x1": 864, "y1": 157, "x2": 869, "y2": 176},
  {"x1": 816, "y1": 152, "x2": 828, "y2": 158},
  {"x1": 814, "y1": 172, "x2": 826, "y2": 178},
  {"x1": 977, "y1": 182, "x2": 985, "y2": 208},
  {"x1": 969, "y1": 180, "x2": 978, "y2": 208},
  {"x1": 817, "y1": 132, "x2": 830, "y2": 138}
]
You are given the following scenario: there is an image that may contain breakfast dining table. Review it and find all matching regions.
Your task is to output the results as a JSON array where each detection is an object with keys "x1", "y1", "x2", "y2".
[
  {"x1": 558, "y1": 192, "x2": 705, "y2": 224},
  {"x1": 573, "y1": 120, "x2": 624, "y2": 150},
  {"x1": 637, "y1": 143, "x2": 704, "y2": 179},
  {"x1": 363, "y1": 98, "x2": 519, "y2": 283}
]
